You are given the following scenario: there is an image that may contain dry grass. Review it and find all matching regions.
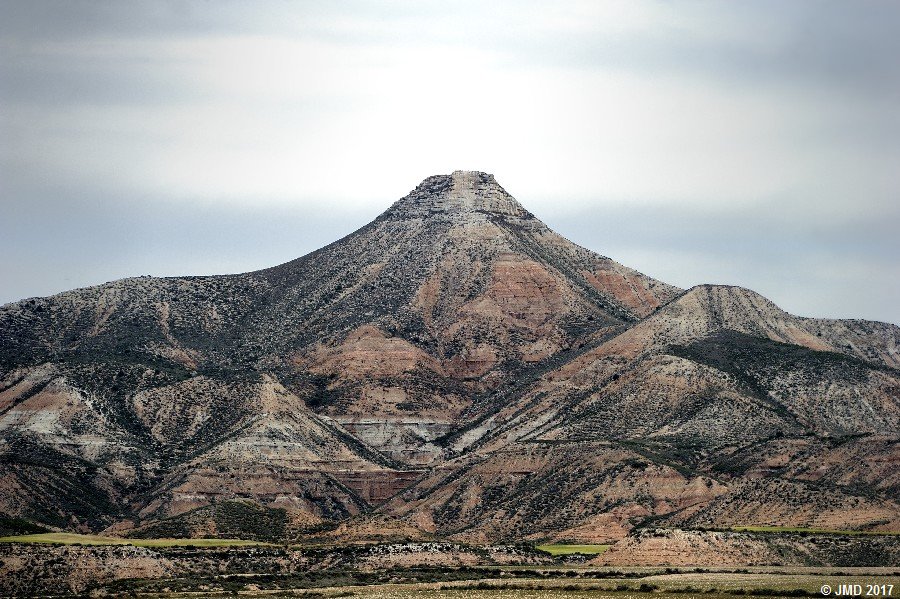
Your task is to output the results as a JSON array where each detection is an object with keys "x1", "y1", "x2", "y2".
[{"x1": 0, "y1": 533, "x2": 267, "y2": 547}]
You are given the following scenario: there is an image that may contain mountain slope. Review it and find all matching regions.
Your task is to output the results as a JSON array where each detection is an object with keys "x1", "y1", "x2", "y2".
[
  {"x1": 379, "y1": 285, "x2": 900, "y2": 541},
  {"x1": 1, "y1": 171, "x2": 897, "y2": 541}
]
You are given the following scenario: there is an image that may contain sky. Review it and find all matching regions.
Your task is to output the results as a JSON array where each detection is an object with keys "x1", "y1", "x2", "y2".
[{"x1": 1, "y1": 1, "x2": 898, "y2": 324}]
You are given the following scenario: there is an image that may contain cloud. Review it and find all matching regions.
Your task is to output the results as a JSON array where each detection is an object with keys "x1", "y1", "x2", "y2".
[{"x1": 1, "y1": 1, "x2": 897, "y2": 323}]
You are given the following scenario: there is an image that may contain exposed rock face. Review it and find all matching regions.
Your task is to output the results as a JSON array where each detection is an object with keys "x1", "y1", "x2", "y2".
[
  {"x1": 385, "y1": 171, "x2": 534, "y2": 218},
  {"x1": 383, "y1": 442, "x2": 728, "y2": 543},
  {"x1": 0, "y1": 170, "x2": 898, "y2": 543},
  {"x1": 330, "y1": 469, "x2": 423, "y2": 504}
]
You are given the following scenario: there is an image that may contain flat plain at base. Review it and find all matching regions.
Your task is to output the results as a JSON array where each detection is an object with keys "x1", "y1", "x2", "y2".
[
  {"x1": 0, "y1": 532, "x2": 267, "y2": 547},
  {"x1": 222, "y1": 572, "x2": 900, "y2": 599}
]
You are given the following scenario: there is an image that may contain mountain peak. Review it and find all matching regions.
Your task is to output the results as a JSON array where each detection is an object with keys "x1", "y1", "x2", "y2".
[{"x1": 383, "y1": 170, "x2": 533, "y2": 220}]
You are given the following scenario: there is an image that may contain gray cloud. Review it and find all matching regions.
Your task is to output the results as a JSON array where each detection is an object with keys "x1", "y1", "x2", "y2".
[{"x1": 1, "y1": 1, "x2": 897, "y2": 325}]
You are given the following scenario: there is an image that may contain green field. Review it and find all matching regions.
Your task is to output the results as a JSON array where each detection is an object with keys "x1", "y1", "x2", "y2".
[
  {"x1": 536, "y1": 543, "x2": 612, "y2": 555},
  {"x1": 0, "y1": 532, "x2": 268, "y2": 547}
]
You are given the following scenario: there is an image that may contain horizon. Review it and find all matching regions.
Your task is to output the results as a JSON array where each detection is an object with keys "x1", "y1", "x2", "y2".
[
  {"x1": 2, "y1": 166, "x2": 899, "y2": 326},
  {"x1": 2, "y1": 2, "x2": 898, "y2": 325}
]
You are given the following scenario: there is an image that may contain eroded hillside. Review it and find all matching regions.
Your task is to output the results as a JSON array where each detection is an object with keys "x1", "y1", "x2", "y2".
[{"x1": 1, "y1": 171, "x2": 897, "y2": 542}]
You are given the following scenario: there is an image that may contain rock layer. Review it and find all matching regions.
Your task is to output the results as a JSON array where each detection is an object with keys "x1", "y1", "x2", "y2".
[{"x1": 0, "y1": 171, "x2": 897, "y2": 542}]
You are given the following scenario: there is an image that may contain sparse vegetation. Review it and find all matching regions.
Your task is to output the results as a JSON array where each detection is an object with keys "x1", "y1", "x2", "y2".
[
  {"x1": 0, "y1": 515, "x2": 49, "y2": 536},
  {"x1": 728, "y1": 526, "x2": 899, "y2": 536},
  {"x1": 537, "y1": 544, "x2": 612, "y2": 556},
  {"x1": 0, "y1": 532, "x2": 268, "y2": 547},
  {"x1": 127, "y1": 500, "x2": 290, "y2": 542}
]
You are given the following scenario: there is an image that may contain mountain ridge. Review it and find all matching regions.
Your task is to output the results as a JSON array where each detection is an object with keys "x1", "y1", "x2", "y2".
[{"x1": 0, "y1": 171, "x2": 897, "y2": 542}]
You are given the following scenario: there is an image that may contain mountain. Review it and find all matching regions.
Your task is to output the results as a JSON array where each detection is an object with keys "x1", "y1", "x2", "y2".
[{"x1": 1, "y1": 170, "x2": 897, "y2": 542}]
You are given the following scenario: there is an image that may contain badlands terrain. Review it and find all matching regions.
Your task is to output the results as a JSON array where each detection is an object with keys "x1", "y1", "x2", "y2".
[{"x1": 0, "y1": 171, "x2": 897, "y2": 594}]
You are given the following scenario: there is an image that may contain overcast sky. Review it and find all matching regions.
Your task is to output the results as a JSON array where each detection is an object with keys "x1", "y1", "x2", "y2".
[{"x1": 1, "y1": 1, "x2": 898, "y2": 324}]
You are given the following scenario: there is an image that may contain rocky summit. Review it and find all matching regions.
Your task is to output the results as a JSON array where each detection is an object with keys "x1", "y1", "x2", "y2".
[{"x1": 1, "y1": 170, "x2": 898, "y2": 543}]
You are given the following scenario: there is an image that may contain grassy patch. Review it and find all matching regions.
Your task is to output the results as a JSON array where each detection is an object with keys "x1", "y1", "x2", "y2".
[
  {"x1": 536, "y1": 543, "x2": 611, "y2": 555},
  {"x1": 0, "y1": 532, "x2": 268, "y2": 547}
]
